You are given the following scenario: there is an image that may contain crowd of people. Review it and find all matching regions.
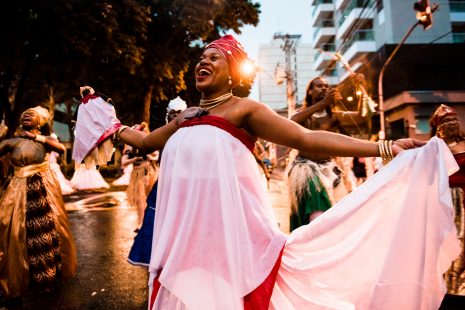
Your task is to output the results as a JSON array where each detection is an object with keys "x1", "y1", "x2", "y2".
[{"x1": 0, "y1": 34, "x2": 464, "y2": 309}]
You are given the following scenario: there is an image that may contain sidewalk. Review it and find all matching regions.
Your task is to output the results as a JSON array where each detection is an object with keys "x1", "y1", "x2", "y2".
[{"x1": 267, "y1": 167, "x2": 290, "y2": 234}]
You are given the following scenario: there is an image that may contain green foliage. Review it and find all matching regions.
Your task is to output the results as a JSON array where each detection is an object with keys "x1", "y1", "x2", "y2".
[{"x1": 0, "y1": 0, "x2": 260, "y2": 132}]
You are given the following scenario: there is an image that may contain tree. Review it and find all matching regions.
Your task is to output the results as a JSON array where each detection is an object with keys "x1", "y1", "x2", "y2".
[{"x1": 0, "y1": 0, "x2": 261, "y2": 133}]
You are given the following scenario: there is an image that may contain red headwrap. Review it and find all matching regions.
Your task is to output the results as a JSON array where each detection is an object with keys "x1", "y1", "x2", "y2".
[
  {"x1": 205, "y1": 35, "x2": 248, "y2": 86},
  {"x1": 431, "y1": 104, "x2": 457, "y2": 127}
]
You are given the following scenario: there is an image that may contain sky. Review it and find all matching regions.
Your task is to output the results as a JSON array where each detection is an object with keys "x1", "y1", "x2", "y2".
[{"x1": 231, "y1": 0, "x2": 313, "y2": 100}]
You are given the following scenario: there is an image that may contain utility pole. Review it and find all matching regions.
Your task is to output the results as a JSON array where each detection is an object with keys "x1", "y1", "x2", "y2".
[{"x1": 273, "y1": 33, "x2": 301, "y2": 118}]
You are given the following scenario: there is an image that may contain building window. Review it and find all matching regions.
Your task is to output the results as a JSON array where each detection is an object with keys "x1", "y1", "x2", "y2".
[
  {"x1": 388, "y1": 119, "x2": 407, "y2": 139},
  {"x1": 376, "y1": 0, "x2": 384, "y2": 12},
  {"x1": 415, "y1": 118, "x2": 432, "y2": 135},
  {"x1": 450, "y1": 1, "x2": 465, "y2": 13},
  {"x1": 452, "y1": 22, "x2": 465, "y2": 43},
  {"x1": 414, "y1": 106, "x2": 436, "y2": 135}
]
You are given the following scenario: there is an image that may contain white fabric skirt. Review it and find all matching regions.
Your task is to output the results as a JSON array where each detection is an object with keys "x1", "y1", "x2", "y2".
[
  {"x1": 70, "y1": 165, "x2": 109, "y2": 190},
  {"x1": 149, "y1": 121, "x2": 460, "y2": 310}
]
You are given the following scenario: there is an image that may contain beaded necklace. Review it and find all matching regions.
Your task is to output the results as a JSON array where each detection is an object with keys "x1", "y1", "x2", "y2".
[{"x1": 199, "y1": 93, "x2": 233, "y2": 111}]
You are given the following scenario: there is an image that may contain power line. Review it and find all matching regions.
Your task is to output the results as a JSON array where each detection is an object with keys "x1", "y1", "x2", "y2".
[{"x1": 385, "y1": 30, "x2": 453, "y2": 64}]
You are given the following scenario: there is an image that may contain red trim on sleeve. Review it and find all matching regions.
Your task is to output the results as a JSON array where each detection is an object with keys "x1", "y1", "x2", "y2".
[{"x1": 81, "y1": 123, "x2": 121, "y2": 161}]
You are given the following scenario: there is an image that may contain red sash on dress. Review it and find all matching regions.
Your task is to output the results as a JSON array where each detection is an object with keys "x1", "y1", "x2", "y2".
[{"x1": 179, "y1": 115, "x2": 256, "y2": 153}]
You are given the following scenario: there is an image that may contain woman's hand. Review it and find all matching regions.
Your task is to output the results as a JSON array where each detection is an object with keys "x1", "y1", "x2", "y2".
[
  {"x1": 18, "y1": 130, "x2": 36, "y2": 140},
  {"x1": 322, "y1": 88, "x2": 342, "y2": 107},
  {"x1": 175, "y1": 107, "x2": 207, "y2": 126},
  {"x1": 392, "y1": 138, "x2": 427, "y2": 156}
]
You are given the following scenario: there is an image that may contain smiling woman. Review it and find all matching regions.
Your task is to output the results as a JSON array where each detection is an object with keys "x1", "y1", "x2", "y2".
[
  {"x1": 108, "y1": 35, "x2": 461, "y2": 310},
  {"x1": 0, "y1": 106, "x2": 77, "y2": 302}
]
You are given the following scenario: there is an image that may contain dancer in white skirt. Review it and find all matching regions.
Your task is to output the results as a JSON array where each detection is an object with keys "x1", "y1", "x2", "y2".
[
  {"x1": 113, "y1": 35, "x2": 458, "y2": 310},
  {"x1": 49, "y1": 151, "x2": 74, "y2": 195},
  {"x1": 112, "y1": 145, "x2": 133, "y2": 187},
  {"x1": 70, "y1": 164, "x2": 109, "y2": 191}
]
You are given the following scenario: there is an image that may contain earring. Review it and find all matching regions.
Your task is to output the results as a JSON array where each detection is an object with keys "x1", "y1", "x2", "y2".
[{"x1": 228, "y1": 76, "x2": 232, "y2": 86}]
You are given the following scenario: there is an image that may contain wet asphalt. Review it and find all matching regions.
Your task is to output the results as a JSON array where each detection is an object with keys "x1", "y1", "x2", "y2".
[{"x1": 21, "y1": 188, "x2": 148, "y2": 310}]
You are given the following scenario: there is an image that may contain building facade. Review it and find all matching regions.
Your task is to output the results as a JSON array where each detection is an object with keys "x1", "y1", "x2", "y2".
[{"x1": 311, "y1": 0, "x2": 465, "y2": 139}]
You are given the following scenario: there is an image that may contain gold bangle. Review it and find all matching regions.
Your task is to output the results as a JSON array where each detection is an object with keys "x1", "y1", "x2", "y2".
[
  {"x1": 378, "y1": 140, "x2": 386, "y2": 161},
  {"x1": 379, "y1": 139, "x2": 395, "y2": 164},
  {"x1": 378, "y1": 139, "x2": 392, "y2": 164},
  {"x1": 387, "y1": 140, "x2": 394, "y2": 160},
  {"x1": 34, "y1": 134, "x2": 47, "y2": 143}
]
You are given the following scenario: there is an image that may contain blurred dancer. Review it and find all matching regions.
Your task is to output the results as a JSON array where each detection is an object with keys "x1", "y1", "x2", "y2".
[
  {"x1": 72, "y1": 86, "x2": 119, "y2": 169},
  {"x1": 288, "y1": 76, "x2": 365, "y2": 230},
  {"x1": 48, "y1": 134, "x2": 74, "y2": 195},
  {"x1": 125, "y1": 122, "x2": 157, "y2": 230},
  {"x1": 0, "y1": 106, "x2": 77, "y2": 305},
  {"x1": 431, "y1": 105, "x2": 465, "y2": 306},
  {"x1": 70, "y1": 164, "x2": 110, "y2": 190},
  {"x1": 127, "y1": 97, "x2": 187, "y2": 266},
  {"x1": 112, "y1": 145, "x2": 133, "y2": 187}
]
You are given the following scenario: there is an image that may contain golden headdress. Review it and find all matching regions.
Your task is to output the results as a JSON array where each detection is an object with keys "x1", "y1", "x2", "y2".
[
  {"x1": 21, "y1": 106, "x2": 50, "y2": 127},
  {"x1": 431, "y1": 104, "x2": 457, "y2": 128}
]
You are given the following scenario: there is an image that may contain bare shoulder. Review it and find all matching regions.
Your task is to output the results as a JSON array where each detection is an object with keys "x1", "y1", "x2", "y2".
[
  {"x1": 236, "y1": 97, "x2": 274, "y2": 114},
  {"x1": 227, "y1": 97, "x2": 276, "y2": 129}
]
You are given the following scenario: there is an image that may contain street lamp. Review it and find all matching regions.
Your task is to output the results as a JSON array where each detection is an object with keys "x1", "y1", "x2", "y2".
[{"x1": 378, "y1": 1, "x2": 438, "y2": 140}]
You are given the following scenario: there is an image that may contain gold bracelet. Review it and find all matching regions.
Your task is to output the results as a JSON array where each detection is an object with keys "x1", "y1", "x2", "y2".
[
  {"x1": 378, "y1": 140, "x2": 386, "y2": 161},
  {"x1": 378, "y1": 140, "x2": 389, "y2": 164},
  {"x1": 378, "y1": 139, "x2": 394, "y2": 164},
  {"x1": 387, "y1": 140, "x2": 394, "y2": 160},
  {"x1": 34, "y1": 134, "x2": 47, "y2": 143}
]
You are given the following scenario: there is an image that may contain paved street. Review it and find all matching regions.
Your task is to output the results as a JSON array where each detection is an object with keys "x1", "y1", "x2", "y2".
[
  {"x1": 14, "y1": 168, "x2": 290, "y2": 310},
  {"x1": 268, "y1": 167, "x2": 291, "y2": 234}
]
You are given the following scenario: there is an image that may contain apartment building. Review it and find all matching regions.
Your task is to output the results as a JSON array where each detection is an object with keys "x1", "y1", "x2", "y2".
[
  {"x1": 311, "y1": 0, "x2": 465, "y2": 139},
  {"x1": 257, "y1": 36, "x2": 319, "y2": 114}
]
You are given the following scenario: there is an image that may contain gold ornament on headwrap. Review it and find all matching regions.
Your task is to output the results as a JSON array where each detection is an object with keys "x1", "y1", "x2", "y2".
[{"x1": 21, "y1": 106, "x2": 50, "y2": 128}]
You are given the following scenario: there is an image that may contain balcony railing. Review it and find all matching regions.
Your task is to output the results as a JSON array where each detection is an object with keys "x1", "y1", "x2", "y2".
[
  {"x1": 450, "y1": 1, "x2": 465, "y2": 12},
  {"x1": 452, "y1": 33, "x2": 465, "y2": 43},
  {"x1": 312, "y1": 0, "x2": 334, "y2": 16},
  {"x1": 340, "y1": 29, "x2": 374, "y2": 54},
  {"x1": 316, "y1": 18, "x2": 335, "y2": 28},
  {"x1": 338, "y1": 0, "x2": 373, "y2": 26},
  {"x1": 313, "y1": 19, "x2": 336, "y2": 39},
  {"x1": 312, "y1": 0, "x2": 333, "y2": 7}
]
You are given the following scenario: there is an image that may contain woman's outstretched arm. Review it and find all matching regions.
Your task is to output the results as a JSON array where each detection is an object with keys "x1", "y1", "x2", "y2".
[
  {"x1": 118, "y1": 120, "x2": 179, "y2": 153},
  {"x1": 245, "y1": 99, "x2": 426, "y2": 158}
]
